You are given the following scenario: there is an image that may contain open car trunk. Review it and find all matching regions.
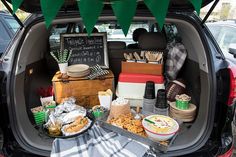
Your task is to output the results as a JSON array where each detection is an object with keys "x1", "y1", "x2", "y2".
[{"x1": 7, "y1": 13, "x2": 214, "y2": 156}]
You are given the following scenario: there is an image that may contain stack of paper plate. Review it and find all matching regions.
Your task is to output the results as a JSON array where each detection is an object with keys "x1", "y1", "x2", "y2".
[
  {"x1": 67, "y1": 64, "x2": 90, "y2": 78},
  {"x1": 169, "y1": 102, "x2": 197, "y2": 122}
]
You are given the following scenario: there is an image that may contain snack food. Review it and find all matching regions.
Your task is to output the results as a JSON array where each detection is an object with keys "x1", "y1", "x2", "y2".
[
  {"x1": 62, "y1": 109, "x2": 86, "y2": 124},
  {"x1": 92, "y1": 105, "x2": 107, "y2": 118},
  {"x1": 109, "y1": 98, "x2": 131, "y2": 119},
  {"x1": 48, "y1": 120, "x2": 62, "y2": 136},
  {"x1": 31, "y1": 106, "x2": 43, "y2": 113},
  {"x1": 166, "y1": 79, "x2": 186, "y2": 102},
  {"x1": 98, "y1": 89, "x2": 112, "y2": 96},
  {"x1": 175, "y1": 94, "x2": 191, "y2": 110},
  {"x1": 31, "y1": 106, "x2": 46, "y2": 125},
  {"x1": 175, "y1": 94, "x2": 191, "y2": 101},
  {"x1": 64, "y1": 116, "x2": 88, "y2": 133},
  {"x1": 44, "y1": 97, "x2": 93, "y2": 137},
  {"x1": 108, "y1": 114, "x2": 146, "y2": 137},
  {"x1": 62, "y1": 116, "x2": 91, "y2": 136}
]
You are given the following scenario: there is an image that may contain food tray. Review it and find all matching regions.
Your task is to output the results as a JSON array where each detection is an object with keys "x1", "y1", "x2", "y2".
[
  {"x1": 97, "y1": 115, "x2": 179, "y2": 153},
  {"x1": 43, "y1": 112, "x2": 95, "y2": 139}
]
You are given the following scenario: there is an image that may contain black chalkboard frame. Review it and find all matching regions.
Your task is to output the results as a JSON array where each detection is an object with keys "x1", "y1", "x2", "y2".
[{"x1": 60, "y1": 33, "x2": 109, "y2": 69}]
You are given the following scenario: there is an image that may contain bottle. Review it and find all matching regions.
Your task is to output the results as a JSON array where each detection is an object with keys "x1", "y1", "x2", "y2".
[{"x1": 154, "y1": 89, "x2": 169, "y2": 116}]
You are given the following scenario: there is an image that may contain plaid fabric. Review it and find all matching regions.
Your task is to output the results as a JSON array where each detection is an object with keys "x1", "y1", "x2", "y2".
[
  {"x1": 166, "y1": 42, "x2": 187, "y2": 80},
  {"x1": 51, "y1": 124, "x2": 150, "y2": 157}
]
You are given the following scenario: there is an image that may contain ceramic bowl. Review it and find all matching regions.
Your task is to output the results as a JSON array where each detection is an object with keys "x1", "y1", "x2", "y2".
[{"x1": 142, "y1": 115, "x2": 179, "y2": 141}]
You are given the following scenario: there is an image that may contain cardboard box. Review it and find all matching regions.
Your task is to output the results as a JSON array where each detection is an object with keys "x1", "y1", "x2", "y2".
[
  {"x1": 52, "y1": 71, "x2": 114, "y2": 108},
  {"x1": 121, "y1": 61, "x2": 163, "y2": 75}
]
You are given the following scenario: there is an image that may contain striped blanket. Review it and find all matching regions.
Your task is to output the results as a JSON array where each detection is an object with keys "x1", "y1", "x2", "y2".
[{"x1": 51, "y1": 124, "x2": 155, "y2": 157}]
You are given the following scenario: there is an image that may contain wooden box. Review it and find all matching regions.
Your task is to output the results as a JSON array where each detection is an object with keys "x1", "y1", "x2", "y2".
[
  {"x1": 52, "y1": 71, "x2": 114, "y2": 108},
  {"x1": 121, "y1": 61, "x2": 163, "y2": 75}
]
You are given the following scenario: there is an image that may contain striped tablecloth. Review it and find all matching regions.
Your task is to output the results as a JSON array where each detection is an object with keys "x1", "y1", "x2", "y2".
[{"x1": 51, "y1": 124, "x2": 156, "y2": 157}]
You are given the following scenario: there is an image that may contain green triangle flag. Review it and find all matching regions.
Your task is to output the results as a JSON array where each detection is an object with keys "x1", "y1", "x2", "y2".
[
  {"x1": 40, "y1": 0, "x2": 64, "y2": 29},
  {"x1": 144, "y1": 0, "x2": 170, "y2": 30},
  {"x1": 78, "y1": 0, "x2": 104, "y2": 36},
  {"x1": 189, "y1": 0, "x2": 203, "y2": 15},
  {"x1": 12, "y1": 0, "x2": 23, "y2": 14},
  {"x1": 111, "y1": 0, "x2": 137, "y2": 36}
]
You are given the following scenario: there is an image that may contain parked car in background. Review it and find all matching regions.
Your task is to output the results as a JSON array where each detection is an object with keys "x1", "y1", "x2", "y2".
[
  {"x1": 0, "y1": 11, "x2": 20, "y2": 56},
  {"x1": 207, "y1": 20, "x2": 236, "y2": 62}
]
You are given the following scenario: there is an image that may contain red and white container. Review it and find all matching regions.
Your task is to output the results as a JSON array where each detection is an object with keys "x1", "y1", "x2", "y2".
[{"x1": 116, "y1": 73, "x2": 165, "y2": 106}]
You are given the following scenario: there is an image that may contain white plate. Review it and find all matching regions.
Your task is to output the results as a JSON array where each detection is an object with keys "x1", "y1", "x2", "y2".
[
  {"x1": 67, "y1": 64, "x2": 90, "y2": 73},
  {"x1": 61, "y1": 117, "x2": 92, "y2": 136},
  {"x1": 67, "y1": 70, "x2": 90, "y2": 77}
]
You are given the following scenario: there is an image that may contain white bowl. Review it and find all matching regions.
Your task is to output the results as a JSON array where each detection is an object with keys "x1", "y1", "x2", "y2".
[{"x1": 142, "y1": 115, "x2": 179, "y2": 141}]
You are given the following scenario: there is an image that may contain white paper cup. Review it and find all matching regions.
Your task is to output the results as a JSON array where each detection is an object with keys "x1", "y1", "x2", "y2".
[{"x1": 98, "y1": 95, "x2": 112, "y2": 109}]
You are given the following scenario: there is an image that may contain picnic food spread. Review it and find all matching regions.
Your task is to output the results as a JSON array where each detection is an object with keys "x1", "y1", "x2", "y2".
[{"x1": 29, "y1": 32, "x2": 197, "y2": 153}]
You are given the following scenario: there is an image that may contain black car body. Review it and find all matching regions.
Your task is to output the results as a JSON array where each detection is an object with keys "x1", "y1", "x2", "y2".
[{"x1": 0, "y1": 0, "x2": 235, "y2": 156}]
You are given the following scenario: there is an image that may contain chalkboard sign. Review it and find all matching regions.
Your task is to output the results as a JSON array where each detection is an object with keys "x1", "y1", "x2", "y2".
[{"x1": 60, "y1": 33, "x2": 109, "y2": 68}]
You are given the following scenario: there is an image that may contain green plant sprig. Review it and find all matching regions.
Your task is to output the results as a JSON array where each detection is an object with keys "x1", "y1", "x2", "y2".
[{"x1": 50, "y1": 49, "x2": 72, "y2": 64}]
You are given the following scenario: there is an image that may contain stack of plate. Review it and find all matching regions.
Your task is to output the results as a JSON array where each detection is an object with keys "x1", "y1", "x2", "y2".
[
  {"x1": 67, "y1": 64, "x2": 90, "y2": 78},
  {"x1": 169, "y1": 102, "x2": 197, "y2": 122}
]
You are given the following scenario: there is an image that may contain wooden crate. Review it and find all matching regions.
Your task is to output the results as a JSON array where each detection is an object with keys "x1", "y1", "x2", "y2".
[
  {"x1": 52, "y1": 71, "x2": 114, "y2": 108},
  {"x1": 122, "y1": 61, "x2": 163, "y2": 75}
]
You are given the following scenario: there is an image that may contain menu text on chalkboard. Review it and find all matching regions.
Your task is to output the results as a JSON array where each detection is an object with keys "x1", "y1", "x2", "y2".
[{"x1": 60, "y1": 33, "x2": 109, "y2": 68}]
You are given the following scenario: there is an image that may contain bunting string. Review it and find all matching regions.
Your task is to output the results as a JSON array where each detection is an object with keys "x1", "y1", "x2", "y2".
[{"x1": 11, "y1": 0, "x2": 203, "y2": 34}]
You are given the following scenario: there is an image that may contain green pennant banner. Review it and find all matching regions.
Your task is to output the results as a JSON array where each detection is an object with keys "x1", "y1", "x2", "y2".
[
  {"x1": 189, "y1": 0, "x2": 203, "y2": 15},
  {"x1": 40, "y1": 0, "x2": 64, "y2": 28},
  {"x1": 144, "y1": 0, "x2": 170, "y2": 30},
  {"x1": 78, "y1": 0, "x2": 104, "y2": 36},
  {"x1": 111, "y1": 0, "x2": 137, "y2": 36},
  {"x1": 12, "y1": 0, "x2": 23, "y2": 14}
]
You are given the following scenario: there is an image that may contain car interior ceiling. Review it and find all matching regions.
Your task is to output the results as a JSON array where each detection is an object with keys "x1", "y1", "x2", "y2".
[{"x1": 11, "y1": 17, "x2": 210, "y2": 154}]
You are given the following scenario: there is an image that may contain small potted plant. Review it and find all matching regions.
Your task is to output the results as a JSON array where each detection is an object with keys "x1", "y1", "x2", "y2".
[{"x1": 50, "y1": 49, "x2": 72, "y2": 74}]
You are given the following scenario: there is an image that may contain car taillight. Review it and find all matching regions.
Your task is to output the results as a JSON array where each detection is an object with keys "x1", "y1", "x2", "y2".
[{"x1": 228, "y1": 67, "x2": 236, "y2": 106}]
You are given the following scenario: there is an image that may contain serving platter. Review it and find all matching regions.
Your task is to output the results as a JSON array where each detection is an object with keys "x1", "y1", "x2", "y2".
[
  {"x1": 43, "y1": 112, "x2": 95, "y2": 139},
  {"x1": 97, "y1": 112, "x2": 179, "y2": 153}
]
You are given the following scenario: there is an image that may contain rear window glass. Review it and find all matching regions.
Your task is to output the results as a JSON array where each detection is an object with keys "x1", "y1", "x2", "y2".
[
  {"x1": 207, "y1": 25, "x2": 221, "y2": 39},
  {"x1": 96, "y1": 23, "x2": 149, "y2": 45},
  {"x1": 218, "y1": 26, "x2": 236, "y2": 53},
  {"x1": 0, "y1": 22, "x2": 11, "y2": 55},
  {"x1": 4, "y1": 17, "x2": 20, "y2": 33},
  {"x1": 49, "y1": 24, "x2": 81, "y2": 51}
]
